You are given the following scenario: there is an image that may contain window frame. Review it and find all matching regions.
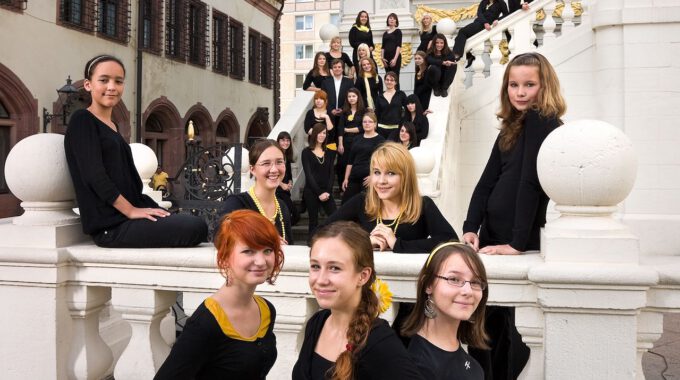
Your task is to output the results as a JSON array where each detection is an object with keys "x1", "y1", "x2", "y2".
[
  {"x1": 165, "y1": 0, "x2": 186, "y2": 61},
  {"x1": 295, "y1": 44, "x2": 314, "y2": 60},
  {"x1": 186, "y1": 0, "x2": 209, "y2": 67},
  {"x1": 295, "y1": 15, "x2": 313, "y2": 31},
  {"x1": 58, "y1": 0, "x2": 96, "y2": 33},
  {"x1": 139, "y1": 0, "x2": 163, "y2": 54},
  {"x1": 96, "y1": 0, "x2": 131, "y2": 44},
  {"x1": 228, "y1": 17, "x2": 245, "y2": 80}
]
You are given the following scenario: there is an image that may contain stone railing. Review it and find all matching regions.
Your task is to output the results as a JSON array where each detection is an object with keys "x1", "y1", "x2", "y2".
[{"x1": 2, "y1": 122, "x2": 679, "y2": 379}]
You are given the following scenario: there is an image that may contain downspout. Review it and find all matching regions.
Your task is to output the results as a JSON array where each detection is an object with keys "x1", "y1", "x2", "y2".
[
  {"x1": 273, "y1": 0, "x2": 285, "y2": 123},
  {"x1": 135, "y1": 9, "x2": 143, "y2": 143}
]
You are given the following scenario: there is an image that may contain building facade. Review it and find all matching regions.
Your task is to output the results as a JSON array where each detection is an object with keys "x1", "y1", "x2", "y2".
[{"x1": 0, "y1": 0, "x2": 283, "y2": 218}]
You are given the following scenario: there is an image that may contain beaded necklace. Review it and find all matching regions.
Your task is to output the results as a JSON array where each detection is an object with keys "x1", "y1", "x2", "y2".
[
  {"x1": 376, "y1": 209, "x2": 403, "y2": 235},
  {"x1": 248, "y1": 186, "x2": 285, "y2": 241}
]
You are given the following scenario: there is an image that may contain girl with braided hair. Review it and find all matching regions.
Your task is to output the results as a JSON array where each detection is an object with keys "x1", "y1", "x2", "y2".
[{"x1": 292, "y1": 221, "x2": 423, "y2": 380}]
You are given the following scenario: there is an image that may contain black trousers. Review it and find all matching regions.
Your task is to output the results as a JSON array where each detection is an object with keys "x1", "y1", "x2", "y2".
[
  {"x1": 304, "y1": 188, "x2": 337, "y2": 235},
  {"x1": 453, "y1": 20, "x2": 487, "y2": 58},
  {"x1": 92, "y1": 213, "x2": 208, "y2": 248},
  {"x1": 341, "y1": 180, "x2": 364, "y2": 205},
  {"x1": 468, "y1": 306, "x2": 531, "y2": 380},
  {"x1": 426, "y1": 64, "x2": 456, "y2": 92},
  {"x1": 337, "y1": 133, "x2": 358, "y2": 188}
]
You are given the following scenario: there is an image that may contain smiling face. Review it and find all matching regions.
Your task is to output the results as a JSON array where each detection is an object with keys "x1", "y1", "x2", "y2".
[
  {"x1": 228, "y1": 240, "x2": 275, "y2": 286},
  {"x1": 331, "y1": 39, "x2": 341, "y2": 51},
  {"x1": 384, "y1": 75, "x2": 396, "y2": 90},
  {"x1": 427, "y1": 254, "x2": 483, "y2": 323},
  {"x1": 434, "y1": 38, "x2": 445, "y2": 53},
  {"x1": 317, "y1": 54, "x2": 327, "y2": 69},
  {"x1": 371, "y1": 163, "x2": 402, "y2": 202},
  {"x1": 316, "y1": 129, "x2": 327, "y2": 146},
  {"x1": 250, "y1": 146, "x2": 285, "y2": 190},
  {"x1": 507, "y1": 65, "x2": 541, "y2": 111},
  {"x1": 331, "y1": 62, "x2": 344, "y2": 77},
  {"x1": 360, "y1": 59, "x2": 373, "y2": 74},
  {"x1": 399, "y1": 126, "x2": 411, "y2": 144},
  {"x1": 314, "y1": 97, "x2": 326, "y2": 109},
  {"x1": 85, "y1": 60, "x2": 125, "y2": 110},
  {"x1": 422, "y1": 15, "x2": 432, "y2": 27},
  {"x1": 309, "y1": 237, "x2": 369, "y2": 312},
  {"x1": 359, "y1": 12, "x2": 368, "y2": 26},
  {"x1": 278, "y1": 137, "x2": 291, "y2": 151},
  {"x1": 414, "y1": 54, "x2": 424, "y2": 66}
]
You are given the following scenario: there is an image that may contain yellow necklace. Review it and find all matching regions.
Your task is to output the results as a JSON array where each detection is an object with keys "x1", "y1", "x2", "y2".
[
  {"x1": 377, "y1": 209, "x2": 403, "y2": 234},
  {"x1": 248, "y1": 186, "x2": 286, "y2": 241}
]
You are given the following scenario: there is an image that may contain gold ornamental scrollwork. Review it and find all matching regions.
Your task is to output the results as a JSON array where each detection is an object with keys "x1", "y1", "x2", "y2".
[
  {"x1": 372, "y1": 43, "x2": 412, "y2": 69},
  {"x1": 414, "y1": 2, "x2": 582, "y2": 24}
]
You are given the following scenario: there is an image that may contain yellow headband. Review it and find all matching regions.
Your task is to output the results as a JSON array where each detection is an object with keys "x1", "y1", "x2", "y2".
[{"x1": 425, "y1": 241, "x2": 468, "y2": 268}]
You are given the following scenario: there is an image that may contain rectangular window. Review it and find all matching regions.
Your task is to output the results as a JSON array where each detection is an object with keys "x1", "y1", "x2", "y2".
[
  {"x1": 229, "y1": 18, "x2": 245, "y2": 80},
  {"x1": 248, "y1": 30, "x2": 260, "y2": 83},
  {"x1": 295, "y1": 74, "x2": 304, "y2": 89},
  {"x1": 330, "y1": 13, "x2": 340, "y2": 26},
  {"x1": 97, "y1": 0, "x2": 130, "y2": 43},
  {"x1": 139, "y1": 0, "x2": 162, "y2": 53},
  {"x1": 295, "y1": 15, "x2": 313, "y2": 31},
  {"x1": 260, "y1": 36, "x2": 272, "y2": 89},
  {"x1": 59, "y1": 0, "x2": 96, "y2": 31},
  {"x1": 165, "y1": 0, "x2": 184, "y2": 60},
  {"x1": 295, "y1": 44, "x2": 313, "y2": 60},
  {"x1": 187, "y1": 0, "x2": 209, "y2": 66},
  {"x1": 212, "y1": 10, "x2": 229, "y2": 74}
]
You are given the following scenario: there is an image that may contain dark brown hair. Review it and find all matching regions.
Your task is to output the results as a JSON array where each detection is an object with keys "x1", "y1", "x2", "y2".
[
  {"x1": 308, "y1": 123, "x2": 327, "y2": 149},
  {"x1": 248, "y1": 139, "x2": 284, "y2": 166},
  {"x1": 386, "y1": 13, "x2": 399, "y2": 27},
  {"x1": 84, "y1": 54, "x2": 126, "y2": 80},
  {"x1": 354, "y1": 10, "x2": 371, "y2": 28},
  {"x1": 310, "y1": 221, "x2": 378, "y2": 380},
  {"x1": 276, "y1": 131, "x2": 295, "y2": 163},
  {"x1": 427, "y1": 34, "x2": 452, "y2": 56},
  {"x1": 342, "y1": 87, "x2": 366, "y2": 115},
  {"x1": 312, "y1": 51, "x2": 329, "y2": 77}
]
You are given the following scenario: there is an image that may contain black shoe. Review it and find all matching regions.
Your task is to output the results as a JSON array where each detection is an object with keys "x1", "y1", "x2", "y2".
[
  {"x1": 465, "y1": 52, "x2": 475, "y2": 69},
  {"x1": 433, "y1": 88, "x2": 441, "y2": 97},
  {"x1": 440, "y1": 89, "x2": 448, "y2": 97}
]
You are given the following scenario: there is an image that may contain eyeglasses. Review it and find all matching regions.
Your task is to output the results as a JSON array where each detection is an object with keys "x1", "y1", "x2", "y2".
[
  {"x1": 435, "y1": 275, "x2": 486, "y2": 290},
  {"x1": 256, "y1": 159, "x2": 286, "y2": 168}
]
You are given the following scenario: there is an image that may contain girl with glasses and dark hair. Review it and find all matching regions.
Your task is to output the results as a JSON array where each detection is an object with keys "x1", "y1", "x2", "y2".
[
  {"x1": 402, "y1": 242, "x2": 488, "y2": 380},
  {"x1": 376, "y1": 71, "x2": 407, "y2": 139}
]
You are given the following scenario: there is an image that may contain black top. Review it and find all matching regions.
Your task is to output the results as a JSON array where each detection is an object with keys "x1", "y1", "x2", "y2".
[
  {"x1": 303, "y1": 69, "x2": 330, "y2": 90},
  {"x1": 463, "y1": 109, "x2": 561, "y2": 251},
  {"x1": 476, "y1": 0, "x2": 509, "y2": 24},
  {"x1": 64, "y1": 109, "x2": 158, "y2": 235},
  {"x1": 320, "y1": 76, "x2": 354, "y2": 112},
  {"x1": 283, "y1": 159, "x2": 293, "y2": 185},
  {"x1": 326, "y1": 194, "x2": 458, "y2": 253},
  {"x1": 406, "y1": 113, "x2": 430, "y2": 142},
  {"x1": 355, "y1": 75, "x2": 383, "y2": 110},
  {"x1": 376, "y1": 90, "x2": 407, "y2": 125},
  {"x1": 304, "y1": 109, "x2": 335, "y2": 144},
  {"x1": 408, "y1": 334, "x2": 484, "y2": 380},
  {"x1": 349, "y1": 25, "x2": 375, "y2": 67},
  {"x1": 427, "y1": 50, "x2": 456, "y2": 67},
  {"x1": 346, "y1": 134, "x2": 385, "y2": 181},
  {"x1": 154, "y1": 296, "x2": 277, "y2": 380},
  {"x1": 338, "y1": 110, "x2": 365, "y2": 140},
  {"x1": 324, "y1": 51, "x2": 354, "y2": 70},
  {"x1": 417, "y1": 25, "x2": 437, "y2": 53},
  {"x1": 509, "y1": 0, "x2": 534, "y2": 13},
  {"x1": 292, "y1": 309, "x2": 424, "y2": 380},
  {"x1": 414, "y1": 68, "x2": 433, "y2": 110},
  {"x1": 382, "y1": 29, "x2": 403, "y2": 61},
  {"x1": 218, "y1": 192, "x2": 294, "y2": 244},
  {"x1": 301, "y1": 149, "x2": 337, "y2": 195}
]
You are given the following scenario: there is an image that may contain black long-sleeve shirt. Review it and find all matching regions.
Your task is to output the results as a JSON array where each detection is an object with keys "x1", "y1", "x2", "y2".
[
  {"x1": 417, "y1": 25, "x2": 437, "y2": 53},
  {"x1": 338, "y1": 110, "x2": 365, "y2": 138},
  {"x1": 346, "y1": 134, "x2": 385, "y2": 181},
  {"x1": 64, "y1": 109, "x2": 158, "y2": 235},
  {"x1": 301, "y1": 149, "x2": 336, "y2": 196},
  {"x1": 463, "y1": 109, "x2": 561, "y2": 251},
  {"x1": 324, "y1": 52, "x2": 353, "y2": 70},
  {"x1": 217, "y1": 192, "x2": 294, "y2": 244},
  {"x1": 376, "y1": 91, "x2": 407, "y2": 126},
  {"x1": 414, "y1": 68, "x2": 433, "y2": 110},
  {"x1": 326, "y1": 194, "x2": 458, "y2": 253},
  {"x1": 349, "y1": 25, "x2": 375, "y2": 66},
  {"x1": 302, "y1": 70, "x2": 330, "y2": 90},
  {"x1": 476, "y1": 0, "x2": 509, "y2": 24},
  {"x1": 406, "y1": 113, "x2": 430, "y2": 142},
  {"x1": 382, "y1": 28, "x2": 403, "y2": 61}
]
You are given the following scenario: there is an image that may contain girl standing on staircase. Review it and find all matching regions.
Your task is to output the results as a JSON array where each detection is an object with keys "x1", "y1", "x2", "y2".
[
  {"x1": 301, "y1": 124, "x2": 337, "y2": 236},
  {"x1": 462, "y1": 52, "x2": 566, "y2": 380}
]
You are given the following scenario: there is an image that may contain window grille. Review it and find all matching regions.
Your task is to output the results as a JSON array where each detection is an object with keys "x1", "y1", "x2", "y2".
[
  {"x1": 59, "y1": 0, "x2": 96, "y2": 32},
  {"x1": 212, "y1": 9, "x2": 229, "y2": 74},
  {"x1": 228, "y1": 17, "x2": 245, "y2": 80},
  {"x1": 139, "y1": 0, "x2": 162, "y2": 53},
  {"x1": 260, "y1": 36, "x2": 272, "y2": 89},
  {"x1": 96, "y1": 0, "x2": 130, "y2": 43},
  {"x1": 186, "y1": 0, "x2": 209, "y2": 67},
  {"x1": 165, "y1": 0, "x2": 185, "y2": 60}
]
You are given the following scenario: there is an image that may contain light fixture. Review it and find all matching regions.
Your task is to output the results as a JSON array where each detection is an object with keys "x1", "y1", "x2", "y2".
[{"x1": 42, "y1": 76, "x2": 79, "y2": 133}]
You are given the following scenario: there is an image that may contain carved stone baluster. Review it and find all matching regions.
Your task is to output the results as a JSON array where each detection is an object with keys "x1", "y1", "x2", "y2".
[
  {"x1": 471, "y1": 44, "x2": 486, "y2": 80},
  {"x1": 112, "y1": 288, "x2": 176, "y2": 379},
  {"x1": 489, "y1": 32, "x2": 504, "y2": 76},
  {"x1": 542, "y1": 1, "x2": 557, "y2": 45},
  {"x1": 530, "y1": 18, "x2": 538, "y2": 50},
  {"x1": 67, "y1": 285, "x2": 113, "y2": 380},
  {"x1": 561, "y1": 0, "x2": 576, "y2": 32}
]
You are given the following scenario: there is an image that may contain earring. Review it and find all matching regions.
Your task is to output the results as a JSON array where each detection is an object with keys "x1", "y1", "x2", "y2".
[{"x1": 424, "y1": 294, "x2": 437, "y2": 319}]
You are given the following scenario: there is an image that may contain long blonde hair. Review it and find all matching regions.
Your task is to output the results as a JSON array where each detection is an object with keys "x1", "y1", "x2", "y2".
[
  {"x1": 497, "y1": 52, "x2": 566, "y2": 151},
  {"x1": 365, "y1": 142, "x2": 422, "y2": 224}
]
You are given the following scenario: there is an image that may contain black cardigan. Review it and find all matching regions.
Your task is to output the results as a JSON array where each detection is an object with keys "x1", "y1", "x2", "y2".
[
  {"x1": 301, "y1": 149, "x2": 336, "y2": 196},
  {"x1": 325, "y1": 194, "x2": 458, "y2": 253},
  {"x1": 463, "y1": 109, "x2": 560, "y2": 251},
  {"x1": 217, "y1": 192, "x2": 294, "y2": 244},
  {"x1": 292, "y1": 309, "x2": 424, "y2": 380},
  {"x1": 376, "y1": 90, "x2": 407, "y2": 126},
  {"x1": 64, "y1": 109, "x2": 158, "y2": 235}
]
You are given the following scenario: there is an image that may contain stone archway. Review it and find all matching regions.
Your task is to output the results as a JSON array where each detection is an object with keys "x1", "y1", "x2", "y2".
[
  {"x1": 214, "y1": 108, "x2": 240, "y2": 145},
  {"x1": 245, "y1": 107, "x2": 271, "y2": 148},
  {"x1": 0, "y1": 62, "x2": 39, "y2": 218},
  {"x1": 143, "y1": 97, "x2": 183, "y2": 177},
  {"x1": 183, "y1": 103, "x2": 214, "y2": 147}
]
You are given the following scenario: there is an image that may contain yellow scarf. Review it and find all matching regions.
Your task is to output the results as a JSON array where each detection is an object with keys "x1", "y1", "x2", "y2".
[
  {"x1": 363, "y1": 74, "x2": 375, "y2": 110},
  {"x1": 353, "y1": 24, "x2": 370, "y2": 33}
]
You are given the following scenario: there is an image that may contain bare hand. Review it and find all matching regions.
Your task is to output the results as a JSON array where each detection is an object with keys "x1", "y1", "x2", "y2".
[
  {"x1": 319, "y1": 192, "x2": 330, "y2": 201},
  {"x1": 484, "y1": 23, "x2": 491, "y2": 31},
  {"x1": 479, "y1": 244, "x2": 521, "y2": 255},
  {"x1": 522, "y1": 2, "x2": 530, "y2": 10},
  {"x1": 332, "y1": 109, "x2": 342, "y2": 116},
  {"x1": 370, "y1": 235, "x2": 388, "y2": 251},
  {"x1": 371, "y1": 224, "x2": 397, "y2": 250},
  {"x1": 462, "y1": 232, "x2": 480, "y2": 251},
  {"x1": 492, "y1": 20, "x2": 498, "y2": 27},
  {"x1": 128, "y1": 207, "x2": 170, "y2": 222},
  {"x1": 342, "y1": 179, "x2": 349, "y2": 191},
  {"x1": 338, "y1": 144, "x2": 345, "y2": 154},
  {"x1": 362, "y1": 176, "x2": 371, "y2": 188}
]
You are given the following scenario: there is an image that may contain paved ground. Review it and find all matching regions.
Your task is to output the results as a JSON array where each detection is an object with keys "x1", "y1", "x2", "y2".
[{"x1": 643, "y1": 313, "x2": 680, "y2": 379}]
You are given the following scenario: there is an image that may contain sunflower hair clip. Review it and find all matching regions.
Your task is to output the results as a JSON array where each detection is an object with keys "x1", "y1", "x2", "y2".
[{"x1": 371, "y1": 278, "x2": 393, "y2": 314}]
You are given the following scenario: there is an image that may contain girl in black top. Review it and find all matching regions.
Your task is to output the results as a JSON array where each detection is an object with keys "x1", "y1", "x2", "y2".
[
  {"x1": 64, "y1": 55, "x2": 207, "y2": 248},
  {"x1": 337, "y1": 88, "x2": 366, "y2": 189},
  {"x1": 292, "y1": 221, "x2": 423, "y2": 380},
  {"x1": 304, "y1": 90, "x2": 335, "y2": 145},
  {"x1": 404, "y1": 94, "x2": 429, "y2": 142},
  {"x1": 303, "y1": 52, "x2": 331, "y2": 92},
  {"x1": 392, "y1": 121, "x2": 418, "y2": 149},
  {"x1": 218, "y1": 140, "x2": 293, "y2": 244},
  {"x1": 462, "y1": 52, "x2": 566, "y2": 380},
  {"x1": 302, "y1": 124, "x2": 337, "y2": 235},
  {"x1": 155, "y1": 210, "x2": 284, "y2": 379},
  {"x1": 413, "y1": 50, "x2": 433, "y2": 111},
  {"x1": 401, "y1": 242, "x2": 489, "y2": 380},
  {"x1": 376, "y1": 71, "x2": 407, "y2": 139},
  {"x1": 341, "y1": 111, "x2": 385, "y2": 204},
  {"x1": 426, "y1": 34, "x2": 457, "y2": 97},
  {"x1": 325, "y1": 36, "x2": 354, "y2": 80},
  {"x1": 452, "y1": 0, "x2": 509, "y2": 66},
  {"x1": 417, "y1": 13, "x2": 437, "y2": 53},
  {"x1": 355, "y1": 43, "x2": 378, "y2": 82},
  {"x1": 349, "y1": 10, "x2": 375, "y2": 69},
  {"x1": 276, "y1": 131, "x2": 300, "y2": 226},
  {"x1": 381, "y1": 13, "x2": 403, "y2": 77},
  {"x1": 355, "y1": 57, "x2": 383, "y2": 112}
]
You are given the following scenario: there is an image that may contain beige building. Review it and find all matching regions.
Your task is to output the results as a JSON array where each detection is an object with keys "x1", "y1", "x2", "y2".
[
  {"x1": 0, "y1": 0, "x2": 283, "y2": 218},
  {"x1": 280, "y1": 0, "x2": 341, "y2": 114}
]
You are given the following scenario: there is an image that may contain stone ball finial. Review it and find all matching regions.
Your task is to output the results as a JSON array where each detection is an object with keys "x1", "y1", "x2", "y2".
[
  {"x1": 319, "y1": 24, "x2": 340, "y2": 42},
  {"x1": 409, "y1": 146, "x2": 435, "y2": 175},
  {"x1": 5, "y1": 133, "x2": 75, "y2": 202},
  {"x1": 130, "y1": 143, "x2": 158, "y2": 181},
  {"x1": 222, "y1": 146, "x2": 250, "y2": 176},
  {"x1": 537, "y1": 119, "x2": 637, "y2": 209},
  {"x1": 436, "y1": 18, "x2": 457, "y2": 37}
]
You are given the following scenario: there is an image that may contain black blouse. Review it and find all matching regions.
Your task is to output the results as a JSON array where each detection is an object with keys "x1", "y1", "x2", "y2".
[
  {"x1": 349, "y1": 25, "x2": 375, "y2": 66},
  {"x1": 338, "y1": 110, "x2": 365, "y2": 140},
  {"x1": 325, "y1": 194, "x2": 458, "y2": 253},
  {"x1": 462, "y1": 109, "x2": 561, "y2": 251},
  {"x1": 324, "y1": 51, "x2": 354, "y2": 71},
  {"x1": 355, "y1": 75, "x2": 383, "y2": 110},
  {"x1": 417, "y1": 25, "x2": 437, "y2": 53},
  {"x1": 301, "y1": 149, "x2": 337, "y2": 196},
  {"x1": 414, "y1": 68, "x2": 433, "y2": 110},
  {"x1": 408, "y1": 334, "x2": 484, "y2": 380},
  {"x1": 376, "y1": 90, "x2": 407, "y2": 125},
  {"x1": 382, "y1": 29, "x2": 403, "y2": 60},
  {"x1": 405, "y1": 113, "x2": 430, "y2": 142},
  {"x1": 346, "y1": 134, "x2": 385, "y2": 181},
  {"x1": 303, "y1": 69, "x2": 330, "y2": 90}
]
